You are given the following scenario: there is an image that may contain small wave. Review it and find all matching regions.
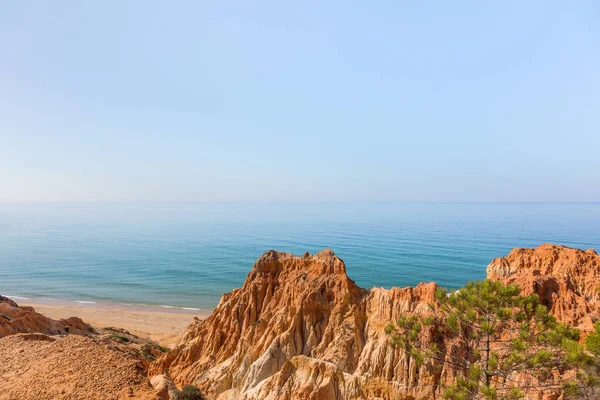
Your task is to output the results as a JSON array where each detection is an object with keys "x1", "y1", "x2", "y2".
[
  {"x1": 89, "y1": 301, "x2": 201, "y2": 311},
  {"x1": 5, "y1": 295, "x2": 31, "y2": 300},
  {"x1": 118, "y1": 303, "x2": 157, "y2": 308}
]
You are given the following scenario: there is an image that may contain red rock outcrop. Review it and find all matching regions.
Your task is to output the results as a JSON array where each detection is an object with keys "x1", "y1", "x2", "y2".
[
  {"x1": 150, "y1": 250, "x2": 459, "y2": 399},
  {"x1": 151, "y1": 245, "x2": 600, "y2": 400},
  {"x1": 0, "y1": 296, "x2": 93, "y2": 338},
  {"x1": 487, "y1": 243, "x2": 600, "y2": 332}
]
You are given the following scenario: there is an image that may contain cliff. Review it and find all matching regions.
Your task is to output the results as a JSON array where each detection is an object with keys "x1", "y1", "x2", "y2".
[
  {"x1": 151, "y1": 245, "x2": 600, "y2": 400},
  {"x1": 487, "y1": 243, "x2": 600, "y2": 332}
]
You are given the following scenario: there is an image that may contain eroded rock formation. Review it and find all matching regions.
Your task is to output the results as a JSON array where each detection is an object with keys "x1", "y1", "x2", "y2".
[
  {"x1": 487, "y1": 243, "x2": 600, "y2": 332},
  {"x1": 151, "y1": 245, "x2": 600, "y2": 400},
  {"x1": 0, "y1": 296, "x2": 93, "y2": 338},
  {"x1": 151, "y1": 250, "x2": 454, "y2": 399}
]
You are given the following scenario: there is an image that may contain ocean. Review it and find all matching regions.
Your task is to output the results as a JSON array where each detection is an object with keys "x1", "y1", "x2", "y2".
[{"x1": 0, "y1": 202, "x2": 598, "y2": 310}]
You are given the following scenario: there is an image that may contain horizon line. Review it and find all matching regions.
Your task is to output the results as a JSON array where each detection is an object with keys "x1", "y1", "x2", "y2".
[{"x1": 0, "y1": 201, "x2": 599, "y2": 205}]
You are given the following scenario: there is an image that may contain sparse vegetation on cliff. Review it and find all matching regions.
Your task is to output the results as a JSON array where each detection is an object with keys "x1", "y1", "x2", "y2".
[
  {"x1": 175, "y1": 385, "x2": 206, "y2": 400},
  {"x1": 386, "y1": 279, "x2": 600, "y2": 399}
]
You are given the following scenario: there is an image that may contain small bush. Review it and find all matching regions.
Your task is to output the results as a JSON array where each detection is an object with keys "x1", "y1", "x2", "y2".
[
  {"x1": 175, "y1": 385, "x2": 205, "y2": 400},
  {"x1": 157, "y1": 345, "x2": 170, "y2": 353},
  {"x1": 109, "y1": 334, "x2": 130, "y2": 343}
]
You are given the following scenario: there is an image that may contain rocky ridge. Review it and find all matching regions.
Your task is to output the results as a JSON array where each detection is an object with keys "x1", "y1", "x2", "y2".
[{"x1": 0, "y1": 295, "x2": 93, "y2": 337}]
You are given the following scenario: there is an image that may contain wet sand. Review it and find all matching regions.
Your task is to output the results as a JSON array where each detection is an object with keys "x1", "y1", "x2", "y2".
[{"x1": 20, "y1": 299, "x2": 212, "y2": 348}]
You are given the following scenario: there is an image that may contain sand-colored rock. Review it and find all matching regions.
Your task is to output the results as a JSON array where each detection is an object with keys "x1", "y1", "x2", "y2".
[
  {"x1": 0, "y1": 296, "x2": 93, "y2": 338},
  {"x1": 150, "y1": 250, "x2": 454, "y2": 399},
  {"x1": 150, "y1": 374, "x2": 180, "y2": 400},
  {"x1": 152, "y1": 245, "x2": 600, "y2": 400}
]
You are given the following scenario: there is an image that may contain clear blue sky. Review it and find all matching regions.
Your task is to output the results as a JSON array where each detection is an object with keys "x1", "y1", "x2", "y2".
[{"x1": 1, "y1": 1, "x2": 598, "y2": 202}]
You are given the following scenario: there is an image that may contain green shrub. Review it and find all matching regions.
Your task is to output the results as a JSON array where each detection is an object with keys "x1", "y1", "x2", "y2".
[
  {"x1": 175, "y1": 385, "x2": 205, "y2": 400},
  {"x1": 109, "y1": 334, "x2": 130, "y2": 343}
]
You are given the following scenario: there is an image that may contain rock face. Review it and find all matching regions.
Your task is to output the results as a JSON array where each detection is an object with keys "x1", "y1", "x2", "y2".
[
  {"x1": 487, "y1": 243, "x2": 600, "y2": 332},
  {"x1": 0, "y1": 296, "x2": 93, "y2": 338},
  {"x1": 151, "y1": 250, "x2": 453, "y2": 399},
  {"x1": 151, "y1": 245, "x2": 600, "y2": 400}
]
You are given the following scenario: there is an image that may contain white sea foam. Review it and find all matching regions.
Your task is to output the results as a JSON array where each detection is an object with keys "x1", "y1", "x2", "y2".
[
  {"x1": 118, "y1": 302, "x2": 201, "y2": 311},
  {"x1": 5, "y1": 295, "x2": 31, "y2": 300},
  {"x1": 75, "y1": 300, "x2": 96, "y2": 304},
  {"x1": 118, "y1": 303, "x2": 156, "y2": 308}
]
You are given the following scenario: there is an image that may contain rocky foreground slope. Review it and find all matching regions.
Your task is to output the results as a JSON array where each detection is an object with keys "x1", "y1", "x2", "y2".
[
  {"x1": 0, "y1": 333, "x2": 156, "y2": 400},
  {"x1": 0, "y1": 297, "x2": 166, "y2": 399},
  {"x1": 150, "y1": 244, "x2": 600, "y2": 400}
]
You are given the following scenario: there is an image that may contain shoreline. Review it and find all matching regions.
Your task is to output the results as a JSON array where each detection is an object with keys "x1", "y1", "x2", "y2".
[
  {"x1": 5, "y1": 295, "x2": 213, "y2": 315},
  {"x1": 10, "y1": 296, "x2": 213, "y2": 348}
]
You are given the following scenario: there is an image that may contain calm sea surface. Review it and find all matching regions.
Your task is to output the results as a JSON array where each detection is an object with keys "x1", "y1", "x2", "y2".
[{"x1": 0, "y1": 203, "x2": 598, "y2": 310}]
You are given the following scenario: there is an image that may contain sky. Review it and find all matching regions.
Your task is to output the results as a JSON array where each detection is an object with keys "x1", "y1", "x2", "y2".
[{"x1": 0, "y1": 1, "x2": 599, "y2": 202}]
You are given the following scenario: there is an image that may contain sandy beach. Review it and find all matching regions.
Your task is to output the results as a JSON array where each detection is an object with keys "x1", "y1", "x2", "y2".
[{"x1": 21, "y1": 300, "x2": 212, "y2": 348}]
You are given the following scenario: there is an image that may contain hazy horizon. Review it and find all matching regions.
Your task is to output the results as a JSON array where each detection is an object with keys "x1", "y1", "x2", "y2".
[
  {"x1": 1, "y1": 1, "x2": 599, "y2": 202},
  {"x1": 1, "y1": 201, "x2": 600, "y2": 204}
]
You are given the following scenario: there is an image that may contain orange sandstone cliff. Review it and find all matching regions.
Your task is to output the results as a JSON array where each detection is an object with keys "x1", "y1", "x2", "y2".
[
  {"x1": 487, "y1": 243, "x2": 600, "y2": 332},
  {"x1": 150, "y1": 245, "x2": 600, "y2": 400},
  {"x1": 150, "y1": 249, "x2": 445, "y2": 399}
]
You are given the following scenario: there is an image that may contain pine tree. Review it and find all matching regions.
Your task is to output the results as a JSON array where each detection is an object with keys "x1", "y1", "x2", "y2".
[{"x1": 385, "y1": 279, "x2": 600, "y2": 399}]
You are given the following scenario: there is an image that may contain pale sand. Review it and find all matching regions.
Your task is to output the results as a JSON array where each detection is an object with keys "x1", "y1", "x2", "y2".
[{"x1": 21, "y1": 301, "x2": 212, "y2": 348}]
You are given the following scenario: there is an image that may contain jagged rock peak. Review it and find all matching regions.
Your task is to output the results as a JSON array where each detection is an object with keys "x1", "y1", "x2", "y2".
[
  {"x1": 149, "y1": 249, "x2": 441, "y2": 399},
  {"x1": 246, "y1": 249, "x2": 348, "y2": 284}
]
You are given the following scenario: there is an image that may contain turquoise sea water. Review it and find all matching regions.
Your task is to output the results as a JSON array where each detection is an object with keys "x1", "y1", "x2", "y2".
[{"x1": 0, "y1": 203, "x2": 599, "y2": 310}]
